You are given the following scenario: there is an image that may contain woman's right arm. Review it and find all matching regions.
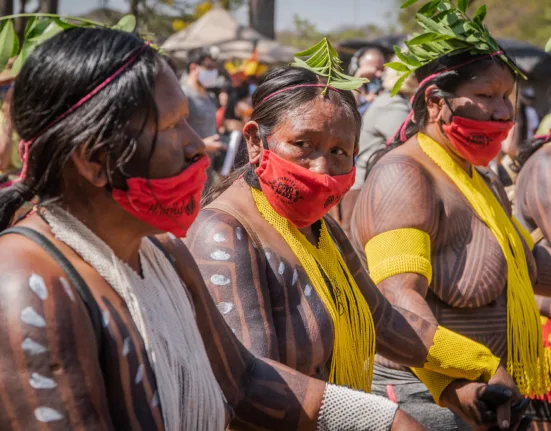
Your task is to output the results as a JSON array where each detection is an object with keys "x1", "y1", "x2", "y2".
[{"x1": 0, "y1": 242, "x2": 113, "y2": 430}]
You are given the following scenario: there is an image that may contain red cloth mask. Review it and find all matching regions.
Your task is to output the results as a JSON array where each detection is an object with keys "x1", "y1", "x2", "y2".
[
  {"x1": 442, "y1": 116, "x2": 513, "y2": 167},
  {"x1": 255, "y1": 149, "x2": 355, "y2": 228},
  {"x1": 112, "y1": 155, "x2": 210, "y2": 238}
]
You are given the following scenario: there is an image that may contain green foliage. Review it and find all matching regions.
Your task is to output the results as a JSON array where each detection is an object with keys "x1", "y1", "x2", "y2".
[
  {"x1": 291, "y1": 38, "x2": 368, "y2": 93},
  {"x1": 0, "y1": 13, "x2": 142, "y2": 78},
  {"x1": 546, "y1": 37, "x2": 551, "y2": 53},
  {"x1": 389, "y1": 0, "x2": 526, "y2": 96}
]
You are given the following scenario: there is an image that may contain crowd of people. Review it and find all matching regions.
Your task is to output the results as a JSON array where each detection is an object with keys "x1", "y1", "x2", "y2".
[{"x1": 0, "y1": 0, "x2": 551, "y2": 430}]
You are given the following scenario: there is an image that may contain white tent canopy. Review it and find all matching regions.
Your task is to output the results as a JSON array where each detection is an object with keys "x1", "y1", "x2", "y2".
[{"x1": 162, "y1": 7, "x2": 296, "y2": 63}]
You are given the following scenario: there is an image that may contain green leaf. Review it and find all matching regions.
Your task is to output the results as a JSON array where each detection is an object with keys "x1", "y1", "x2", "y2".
[
  {"x1": 407, "y1": 32, "x2": 452, "y2": 45},
  {"x1": 26, "y1": 18, "x2": 53, "y2": 39},
  {"x1": 31, "y1": 22, "x2": 64, "y2": 45},
  {"x1": 53, "y1": 17, "x2": 76, "y2": 30},
  {"x1": 546, "y1": 37, "x2": 551, "y2": 53},
  {"x1": 416, "y1": 12, "x2": 453, "y2": 35},
  {"x1": 473, "y1": 5, "x2": 487, "y2": 22},
  {"x1": 294, "y1": 39, "x2": 326, "y2": 57},
  {"x1": 0, "y1": 20, "x2": 15, "y2": 74},
  {"x1": 401, "y1": 0, "x2": 421, "y2": 8},
  {"x1": 113, "y1": 15, "x2": 136, "y2": 32},
  {"x1": 11, "y1": 40, "x2": 35, "y2": 76},
  {"x1": 10, "y1": 25, "x2": 19, "y2": 58},
  {"x1": 385, "y1": 61, "x2": 411, "y2": 72},
  {"x1": 394, "y1": 46, "x2": 422, "y2": 67},
  {"x1": 458, "y1": 0, "x2": 468, "y2": 12},
  {"x1": 418, "y1": 0, "x2": 442, "y2": 15},
  {"x1": 391, "y1": 71, "x2": 412, "y2": 97}
]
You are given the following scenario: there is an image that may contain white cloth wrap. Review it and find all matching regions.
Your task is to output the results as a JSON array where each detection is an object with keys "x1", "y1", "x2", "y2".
[{"x1": 317, "y1": 384, "x2": 398, "y2": 431}]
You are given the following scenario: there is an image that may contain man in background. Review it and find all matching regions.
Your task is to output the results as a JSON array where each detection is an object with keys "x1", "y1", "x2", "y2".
[{"x1": 349, "y1": 47, "x2": 386, "y2": 115}]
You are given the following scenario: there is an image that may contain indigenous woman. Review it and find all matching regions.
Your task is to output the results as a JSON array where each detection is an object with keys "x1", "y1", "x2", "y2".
[
  {"x1": 0, "y1": 26, "x2": 426, "y2": 430},
  {"x1": 350, "y1": 1, "x2": 548, "y2": 429},
  {"x1": 186, "y1": 47, "x2": 525, "y2": 430}
]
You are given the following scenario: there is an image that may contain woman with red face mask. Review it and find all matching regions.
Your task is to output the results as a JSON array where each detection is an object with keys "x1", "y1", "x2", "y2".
[
  {"x1": 350, "y1": 1, "x2": 551, "y2": 430},
  {"x1": 186, "y1": 49, "x2": 530, "y2": 430}
]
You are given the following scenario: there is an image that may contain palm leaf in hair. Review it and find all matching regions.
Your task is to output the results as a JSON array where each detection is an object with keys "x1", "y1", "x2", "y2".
[
  {"x1": 387, "y1": 0, "x2": 526, "y2": 96},
  {"x1": 291, "y1": 38, "x2": 368, "y2": 94}
]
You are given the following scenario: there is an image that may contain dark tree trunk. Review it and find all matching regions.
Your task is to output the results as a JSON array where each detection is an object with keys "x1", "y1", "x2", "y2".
[
  {"x1": 39, "y1": 0, "x2": 57, "y2": 13},
  {"x1": 129, "y1": 0, "x2": 139, "y2": 27},
  {"x1": 0, "y1": 0, "x2": 13, "y2": 16},
  {"x1": 248, "y1": 0, "x2": 275, "y2": 39}
]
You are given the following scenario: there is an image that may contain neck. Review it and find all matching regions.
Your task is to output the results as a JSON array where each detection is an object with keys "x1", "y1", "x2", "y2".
[
  {"x1": 187, "y1": 76, "x2": 206, "y2": 95},
  {"x1": 59, "y1": 200, "x2": 145, "y2": 272},
  {"x1": 422, "y1": 126, "x2": 472, "y2": 175}
]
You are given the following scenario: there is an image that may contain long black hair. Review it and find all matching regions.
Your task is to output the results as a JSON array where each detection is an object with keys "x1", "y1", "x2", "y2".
[
  {"x1": 0, "y1": 27, "x2": 164, "y2": 230},
  {"x1": 366, "y1": 51, "x2": 517, "y2": 173},
  {"x1": 202, "y1": 66, "x2": 362, "y2": 205}
]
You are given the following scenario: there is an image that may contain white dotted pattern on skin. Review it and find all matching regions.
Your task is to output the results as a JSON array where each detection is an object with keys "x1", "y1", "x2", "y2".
[
  {"x1": 304, "y1": 284, "x2": 313, "y2": 297},
  {"x1": 29, "y1": 274, "x2": 48, "y2": 300},
  {"x1": 59, "y1": 277, "x2": 75, "y2": 302},
  {"x1": 216, "y1": 302, "x2": 234, "y2": 315},
  {"x1": 30, "y1": 373, "x2": 57, "y2": 390},
  {"x1": 211, "y1": 275, "x2": 230, "y2": 286},
  {"x1": 135, "y1": 364, "x2": 144, "y2": 384},
  {"x1": 213, "y1": 233, "x2": 226, "y2": 243},
  {"x1": 265, "y1": 252, "x2": 271, "y2": 260},
  {"x1": 122, "y1": 337, "x2": 131, "y2": 356},
  {"x1": 102, "y1": 310, "x2": 110, "y2": 328},
  {"x1": 236, "y1": 227, "x2": 244, "y2": 240},
  {"x1": 21, "y1": 307, "x2": 46, "y2": 328},
  {"x1": 22, "y1": 338, "x2": 47, "y2": 355},
  {"x1": 278, "y1": 262, "x2": 285, "y2": 275},
  {"x1": 292, "y1": 269, "x2": 298, "y2": 286},
  {"x1": 210, "y1": 250, "x2": 231, "y2": 261},
  {"x1": 151, "y1": 391, "x2": 160, "y2": 408},
  {"x1": 34, "y1": 407, "x2": 64, "y2": 423}
]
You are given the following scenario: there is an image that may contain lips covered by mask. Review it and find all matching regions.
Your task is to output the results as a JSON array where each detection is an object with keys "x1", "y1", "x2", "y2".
[
  {"x1": 442, "y1": 116, "x2": 513, "y2": 167},
  {"x1": 197, "y1": 69, "x2": 219, "y2": 88},
  {"x1": 255, "y1": 150, "x2": 355, "y2": 228},
  {"x1": 112, "y1": 155, "x2": 210, "y2": 238}
]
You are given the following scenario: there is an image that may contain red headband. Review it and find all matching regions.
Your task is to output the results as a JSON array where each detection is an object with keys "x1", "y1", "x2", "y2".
[
  {"x1": 256, "y1": 83, "x2": 342, "y2": 107},
  {"x1": 18, "y1": 42, "x2": 151, "y2": 181},
  {"x1": 387, "y1": 50, "x2": 505, "y2": 146}
]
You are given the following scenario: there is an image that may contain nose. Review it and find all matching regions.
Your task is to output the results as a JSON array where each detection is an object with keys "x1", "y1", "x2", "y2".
[
  {"x1": 492, "y1": 98, "x2": 513, "y2": 122},
  {"x1": 185, "y1": 131, "x2": 207, "y2": 163},
  {"x1": 308, "y1": 155, "x2": 330, "y2": 176}
]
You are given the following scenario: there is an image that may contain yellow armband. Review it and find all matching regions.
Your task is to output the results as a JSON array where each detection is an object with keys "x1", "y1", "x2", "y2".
[
  {"x1": 411, "y1": 368, "x2": 456, "y2": 406},
  {"x1": 512, "y1": 216, "x2": 535, "y2": 251},
  {"x1": 365, "y1": 228, "x2": 432, "y2": 285}
]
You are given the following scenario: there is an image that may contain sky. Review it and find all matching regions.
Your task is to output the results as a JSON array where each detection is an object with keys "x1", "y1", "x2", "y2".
[{"x1": 58, "y1": 0, "x2": 395, "y2": 33}]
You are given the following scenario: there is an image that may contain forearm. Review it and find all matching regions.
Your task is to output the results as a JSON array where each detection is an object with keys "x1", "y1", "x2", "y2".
[{"x1": 533, "y1": 244, "x2": 551, "y2": 296}]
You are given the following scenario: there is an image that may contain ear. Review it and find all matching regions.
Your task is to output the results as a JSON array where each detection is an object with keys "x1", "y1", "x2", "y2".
[
  {"x1": 70, "y1": 145, "x2": 109, "y2": 188},
  {"x1": 243, "y1": 121, "x2": 263, "y2": 165},
  {"x1": 425, "y1": 84, "x2": 445, "y2": 124}
]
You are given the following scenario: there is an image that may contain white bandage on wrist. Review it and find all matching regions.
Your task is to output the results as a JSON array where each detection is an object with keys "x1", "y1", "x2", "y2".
[{"x1": 317, "y1": 384, "x2": 398, "y2": 431}]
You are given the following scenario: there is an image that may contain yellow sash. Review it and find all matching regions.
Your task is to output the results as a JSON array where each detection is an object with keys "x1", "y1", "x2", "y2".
[
  {"x1": 418, "y1": 132, "x2": 549, "y2": 397},
  {"x1": 251, "y1": 187, "x2": 376, "y2": 391}
]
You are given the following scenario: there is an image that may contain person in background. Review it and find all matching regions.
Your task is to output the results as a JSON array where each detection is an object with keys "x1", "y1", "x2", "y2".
[
  {"x1": 349, "y1": 47, "x2": 386, "y2": 115},
  {"x1": 0, "y1": 60, "x2": 21, "y2": 186},
  {"x1": 181, "y1": 48, "x2": 223, "y2": 153},
  {"x1": 336, "y1": 58, "x2": 419, "y2": 237},
  {"x1": 521, "y1": 88, "x2": 539, "y2": 142}
]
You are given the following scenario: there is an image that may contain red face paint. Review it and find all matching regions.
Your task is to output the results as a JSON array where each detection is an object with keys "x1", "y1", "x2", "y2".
[
  {"x1": 255, "y1": 149, "x2": 355, "y2": 228},
  {"x1": 112, "y1": 155, "x2": 210, "y2": 238},
  {"x1": 442, "y1": 116, "x2": 513, "y2": 166}
]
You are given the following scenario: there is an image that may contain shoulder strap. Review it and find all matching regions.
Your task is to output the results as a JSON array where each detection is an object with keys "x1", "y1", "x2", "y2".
[
  {"x1": 531, "y1": 227, "x2": 545, "y2": 245},
  {"x1": 0, "y1": 227, "x2": 104, "y2": 354}
]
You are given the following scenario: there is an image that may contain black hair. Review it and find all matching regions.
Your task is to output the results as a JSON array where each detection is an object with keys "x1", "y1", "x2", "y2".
[
  {"x1": 0, "y1": 27, "x2": 164, "y2": 230},
  {"x1": 367, "y1": 50, "x2": 517, "y2": 174},
  {"x1": 223, "y1": 82, "x2": 250, "y2": 121},
  {"x1": 186, "y1": 48, "x2": 214, "y2": 73},
  {"x1": 202, "y1": 66, "x2": 362, "y2": 205}
]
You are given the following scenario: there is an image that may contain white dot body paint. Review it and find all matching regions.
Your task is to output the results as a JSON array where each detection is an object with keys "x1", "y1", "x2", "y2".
[
  {"x1": 213, "y1": 233, "x2": 226, "y2": 243},
  {"x1": 210, "y1": 250, "x2": 231, "y2": 261},
  {"x1": 211, "y1": 275, "x2": 230, "y2": 286},
  {"x1": 217, "y1": 302, "x2": 234, "y2": 315},
  {"x1": 278, "y1": 262, "x2": 285, "y2": 275},
  {"x1": 168, "y1": 233, "x2": 178, "y2": 241},
  {"x1": 265, "y1": 252, "x2": 271, "y2": 260},
  {"x1": 292, "y1": 269, "x2": 298, "y2": 286},
  {"x1": 122, "y1": 337, "x2": 131, "y2": 357},
  {"x1": 135, "y1": 364, "x2": 145, "y2": 384},
  {"x1": 236, "y1": 227, "x2": 243, "y2": 240},
  {"x1": 29, "y1": 274, "x2": 48, "y2": 300},
  {"x1": 102, "y1": 310, "x2": 110, "y2": 327},
  {"x1": 35, "y1": 407, "x2": 64, "y2": 423},
  {"x1": 21, "y1": 307, "x2": 46, "y2": 328},
  {"x1": 304, "y1": 284, "x2": 313, "y2": 297},
  {"x1": 59, "y1": 277, "x2": 75, "y2": 302},
  {"x1": 22, "y1": 338, "x2": 47, "y2": 355},
  {"x1": 151, "y1": 391, "x2": 160, "y2": 408},
  {"x1": 30, "y1": 373, "x2": 57, "y2": 390}
]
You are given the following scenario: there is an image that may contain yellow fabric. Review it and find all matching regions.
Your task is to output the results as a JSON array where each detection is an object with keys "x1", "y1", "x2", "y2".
[
  {"x1": 251, "y1": 187, "x2": 376, "y2": 392},
  {"x1": 419, "y1": 132, "x2": 549, "y2": 398},
  {"x1": 365, "y1": 228, "x2": 432, "y2": 285},
  {"x1": 412, "y1": 368, "x2": 456, "y2": 406},
  {"x1": 512, "y1": 216, "x2": 535, "y2": 251}
]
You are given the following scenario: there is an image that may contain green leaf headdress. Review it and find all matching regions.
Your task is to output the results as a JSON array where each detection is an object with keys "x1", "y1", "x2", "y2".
[{"x1": 387, "y1": 0, "x2": 526, "y2": 96}]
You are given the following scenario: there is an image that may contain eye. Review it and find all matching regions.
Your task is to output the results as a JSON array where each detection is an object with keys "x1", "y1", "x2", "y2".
[
  {"x1": 331, "y1": 147, "x2": 347, "y2": 156},
  {"x1": 477, "y1": 93, "x2": 493, "y2": 99},
  {"x1": 295, "y1": 141, "x2": 311, "y2": 149}
]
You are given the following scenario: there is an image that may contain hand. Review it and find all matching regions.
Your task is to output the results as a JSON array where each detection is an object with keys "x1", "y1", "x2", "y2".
[
  {"x1": 203, "y1": 134, "x2": 225, "y2": 153},
  {"x1": 487, "y1": 365, "x2": 523, "y2": 429},
  {"x1": 390, "y1": 408, "x2": 427, "y2": 431}
]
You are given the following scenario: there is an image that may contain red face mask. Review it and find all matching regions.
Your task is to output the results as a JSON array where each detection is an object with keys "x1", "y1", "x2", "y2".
[
  {"x1": 255, "y1": 149, "x2": 355, "y2": 228},
  {"x1": 112, "y1": 155, "x2": 210, "y2": 238},
  {"x1": 442, "y1": 116, "x2": 513, "y2": 167}
]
